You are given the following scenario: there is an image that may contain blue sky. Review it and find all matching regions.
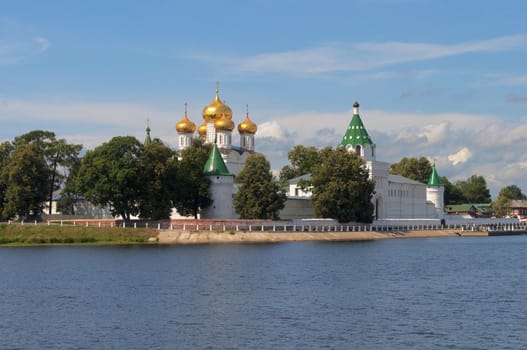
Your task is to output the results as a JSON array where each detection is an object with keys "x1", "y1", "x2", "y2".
[{"x1": 2, "y1": 0, "x2": 527, "y2": 198}]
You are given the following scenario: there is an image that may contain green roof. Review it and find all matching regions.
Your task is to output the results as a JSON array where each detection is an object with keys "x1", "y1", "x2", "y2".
[
  {"x1": 144, "y1": 125, "x2": 152, "y2": 146},
  {"x1": 427, "y1": 165, "x2": 441, "y2": 186},
  {"x1": 203, "y1": 144, "x2": 231, "y2": 176},
  {"x1": 340, "y1": 113, "x2": 374, "y2": 148},
  {"x1": 445, "y1": 203, "x2": 492, "y2": 214}
]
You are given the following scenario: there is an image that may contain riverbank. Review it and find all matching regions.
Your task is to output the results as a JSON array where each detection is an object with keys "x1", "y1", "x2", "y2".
[
  {"x1": 0, "y1": 223, "x2": 489, "y2": 246},
  {"x1": 0, "y1": 224, "x2": 156, "y2": 245},
  {"x1": 156, "y1": 228, "x2": 487, "y2": 244}
]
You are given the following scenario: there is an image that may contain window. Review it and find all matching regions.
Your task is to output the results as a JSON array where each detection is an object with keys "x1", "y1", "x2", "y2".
[{"x1": 355, "y1": 145, "x2": 362, "y2": 155}]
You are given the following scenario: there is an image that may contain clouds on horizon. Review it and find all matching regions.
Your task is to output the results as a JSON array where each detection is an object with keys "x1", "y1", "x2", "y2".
[{"x1": 2, "y1": 98, "x2": 526, "y2": 197}]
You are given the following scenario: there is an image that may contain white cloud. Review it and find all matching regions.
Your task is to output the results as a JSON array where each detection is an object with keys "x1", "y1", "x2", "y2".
[
  {"x1": 189, "y1": 35, "x2": 526, "y2": 75},
  {"x1": 256, "y1": 121, "x2": 287, "y2": 139},
  {"x1": 418, "y1": 122, "x2": 449, "y2": 144},
  {"x1": 35, "y1": 36, "x2": 51, "y2": 52},
  {"x1": 448, "y1": 147, "x2": 473, "y2": 165},
  {"x1": 0, "y1": 19, "x2": 51, "y2": 64}
]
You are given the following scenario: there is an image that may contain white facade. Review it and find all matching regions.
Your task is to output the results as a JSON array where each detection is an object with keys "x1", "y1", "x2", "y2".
[
  {"x1": 200, "y1": 174, "x2": 236, "y2": 219},
  {"x1": 286, "y1": 100, "x2": 444, "y2": 222},
  {"x1": 240, "y1": 133, "x2": 255, "y2": 151},
  {"x1": 178, "y1": 133, "x2": 193, "y2": 150}
]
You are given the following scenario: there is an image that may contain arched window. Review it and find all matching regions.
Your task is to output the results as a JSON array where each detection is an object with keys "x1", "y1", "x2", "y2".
[{"x1": 355, "y1": 145, "x2": 362, "y2": 155}]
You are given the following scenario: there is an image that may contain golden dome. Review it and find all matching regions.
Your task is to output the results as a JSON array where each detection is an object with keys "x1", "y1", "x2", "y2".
[
  {"x1": 215, "y1": 116, "x2": 235, "y2": 132},
  {"x1": 202, "y1": 83, "x2": 232, "y2": 123},
  {"x1": 238, "y1": 107, "x2": 257, "y2": 134},
  {"x1": 198, "y1": 122, "x2": 207, "y2": 137},
  {"x1": 176, "y1": 104, "x2": 196, "y2": 133}
]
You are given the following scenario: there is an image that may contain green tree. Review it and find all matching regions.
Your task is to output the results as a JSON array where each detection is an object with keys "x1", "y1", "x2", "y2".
[
  {"x1": 173, "y1": 139, "x2": 212, "y2": 219},
  {"x1": 75, "y1": 136, "x2": 143, "y2": 221},
  {"x1": 1, "y1": 144, "x2": 50, "y2": 219},
  {"x1": 440, "y1": 176, "x2": 465, "y2": 205},
  {"x1": 13, "y1": 130, "x2": 82, "y2": 214},
  {"x1": 389, "y1": 157, "x2": 432, "y2": 184},
  {"x1": 493, "y1": 185, "x2": 527, "y2": 217},
  {"x1": 0, "y1": 142, "x2": 14, "y2": 219},
  {"x1": 456, "y1": 175, "x2": 491, "y2": 203},
  {"x1": 138, "y1": 139, "x2": 178, "y2": 220},
  {"x1": 234, "y1": 153, "x2": 286, "y2": 219},
  {"x1": 279, "y1": 145, "x2": 321, "y2": 181},
  {"x1": 311, "y1": 147, "x2": 375, "y2": 223}
]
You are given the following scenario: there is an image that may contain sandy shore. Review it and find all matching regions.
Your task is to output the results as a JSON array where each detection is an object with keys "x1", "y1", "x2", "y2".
[{"x1": 156, "y1": 228, "x2": 487, "y2": 244}]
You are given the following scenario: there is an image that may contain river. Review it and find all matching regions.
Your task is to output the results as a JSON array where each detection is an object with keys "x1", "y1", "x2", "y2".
[{"x1": 1, "y1": 236, "x2": 526, "y2": 349}]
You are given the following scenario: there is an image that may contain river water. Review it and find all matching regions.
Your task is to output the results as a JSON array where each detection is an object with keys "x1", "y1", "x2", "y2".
[{"x1": 1, "y1": 236, "x2": 526, "y2": 349}]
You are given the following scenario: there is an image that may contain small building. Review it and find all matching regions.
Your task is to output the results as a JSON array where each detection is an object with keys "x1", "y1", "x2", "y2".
[
  {"x1": 287, "y1": 174, "x2": 312, "y2": 197},
  {"x1": 200, "y1": 144, "x2": 236, "y2": 219},
  {"x1": 508, "y1": 199, "x2": 527, "y2": 218},
  {"x1": 444, "y1": 203, "x2": 494, "y2": 218}
]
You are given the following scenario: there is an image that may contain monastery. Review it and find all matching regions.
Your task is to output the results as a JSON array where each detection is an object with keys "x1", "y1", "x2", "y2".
[{"x1": 174, "y1": 85, "x2": 445, "y2": 223}]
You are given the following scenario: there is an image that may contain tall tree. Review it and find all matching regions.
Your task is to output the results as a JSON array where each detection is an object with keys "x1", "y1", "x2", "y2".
[
  {"x1": 1, "y1": 144, "x2": 50, "y2": 219},
  {"x1": 0, "y1": 142, "x2": 14, "y2": 219},
  {"x1": 311, "y1": 147, "x2": 375, "y2": 223},
  {"x1": 173, "y1": 139, "x2": 212, "y2": 219},
  {"x1": 440, "y1": 176, "x2": 465, "y2": 205},
  {"x1": 279, "y1": 145, "x2": 321, "y2": 181},
  {"x1": 75, "y1": 136, "x2": 143, "y2": 221},
  {"x1": 456, "y1": 175, "x2": 492, "y2": 203},
  {"x1": 493, "y1": 185, "x2": 527, "y2": 217},
  {"x1": 234, "y1": 153, "x2": 286, "y2": 219},
  {"x1": 13, "y1": 130, "x2": 82, "y2": 214},
  {"x1": 138, "y1": 139, "x2": 178, "y2": 220},
  {"x1": 389, "y1": 157, "x2": 432, "y2": 184}
]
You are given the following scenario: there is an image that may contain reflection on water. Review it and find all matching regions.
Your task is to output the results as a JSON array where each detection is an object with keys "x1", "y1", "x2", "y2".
[{"x1": 1, "y1": 237, "x2": 527, "y2": 349}]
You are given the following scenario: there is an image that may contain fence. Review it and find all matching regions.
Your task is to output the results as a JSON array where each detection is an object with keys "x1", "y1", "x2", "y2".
[{"x1": 4, "y1": 219, "x2": 527, "y2": 234}]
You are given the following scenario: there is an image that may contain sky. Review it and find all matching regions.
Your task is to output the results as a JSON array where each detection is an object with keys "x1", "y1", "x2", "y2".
[{"x1": 1, "y1": 0, "x2": 527, "y2": 198}]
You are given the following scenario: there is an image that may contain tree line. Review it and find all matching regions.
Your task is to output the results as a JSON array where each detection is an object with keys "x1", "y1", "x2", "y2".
[
  {"x1": 280, "y1": 147, "x2": 527, "y2": 221},
  {"x1": 0, "y1": 130, "x2": 286, "y2": 221},
  {"x1": 388, "y1": 156, "x2": 527, "y2": 216},
  {"x1": 2, "y1": 131, "x2": 524, "y2": 223}
]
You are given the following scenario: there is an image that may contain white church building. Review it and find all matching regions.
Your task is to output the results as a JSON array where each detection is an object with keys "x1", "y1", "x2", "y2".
[
  {"x1": 287, "y1": 101, "x2": 444, "y2": 223},
  {"x1": 174, "y1": 84, "x2": 258, "y2": 219},
  {"x1": 173, "y1": 84, "x2": 443, "y2": 222}
]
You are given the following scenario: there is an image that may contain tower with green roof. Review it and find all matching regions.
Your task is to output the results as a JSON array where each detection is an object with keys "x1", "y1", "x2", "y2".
[
  {"x1": 144, "y1": 119, "x2": 152, "y2": 146},
  {"x1": 340, "y1": 101, "x2": 376, "y2": 161},
  {"x1": 203, "y1": 143, "x2": 231, "y2": 176},
  {"x1": 201, "y1": 144, "x2": 236, "y2": 219},
  {"x1": 426, "y1": 163, "x2": 444, "y2": 218}
]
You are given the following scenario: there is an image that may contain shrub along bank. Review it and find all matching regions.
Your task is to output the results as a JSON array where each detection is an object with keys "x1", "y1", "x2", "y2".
[{"x1": 0, "y1": 224, "x2": 158, "y2": 245}]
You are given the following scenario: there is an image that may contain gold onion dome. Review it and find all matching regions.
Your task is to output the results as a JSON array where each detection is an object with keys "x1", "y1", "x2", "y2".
[
  {"x1": 202, "y1": 83, "x2": 232, "y2": 122},
  {"x1": 215, "y1": 116, "x2": 235, "y2": 131},
  {"x1": 198, "y1": 122, "x2": 207, "y2": 137},
  {"x1": 176, "y1": 103, "x2": 196, "y2": 133},
  {"x1": 238, "y1": 106, "x2": 257, "y2": 134}
]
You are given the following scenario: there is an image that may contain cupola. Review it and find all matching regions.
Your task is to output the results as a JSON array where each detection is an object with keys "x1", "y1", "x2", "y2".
[
  {"x1": 238, "y1": 106, "x2": 258, "y2": 134},
  {"x1": 176, "y1": 103, "x2": 196, "y2": 134}
]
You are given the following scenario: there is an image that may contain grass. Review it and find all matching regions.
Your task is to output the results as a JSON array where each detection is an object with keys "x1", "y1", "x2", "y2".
[{"x1": 0, "y1": 224, "x2": 158, "y2": 246}]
